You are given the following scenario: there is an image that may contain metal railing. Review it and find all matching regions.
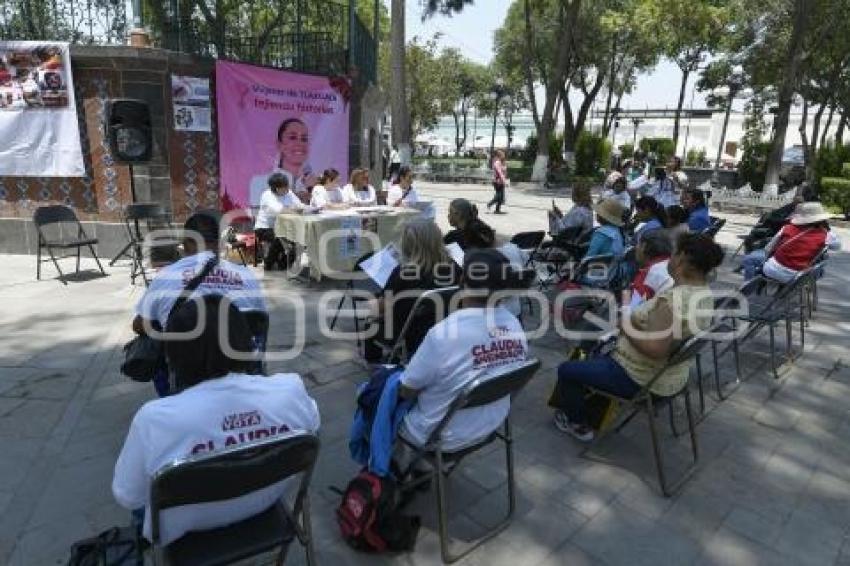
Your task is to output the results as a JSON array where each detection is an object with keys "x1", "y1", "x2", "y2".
[{"x1": 0, "y1": 0, "x2": 128, "y2": 44}]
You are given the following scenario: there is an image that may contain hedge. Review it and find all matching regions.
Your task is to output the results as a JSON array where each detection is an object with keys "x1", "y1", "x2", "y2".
[{"x1": 820, "y1": 176, "x2": 850, "y2": 218}]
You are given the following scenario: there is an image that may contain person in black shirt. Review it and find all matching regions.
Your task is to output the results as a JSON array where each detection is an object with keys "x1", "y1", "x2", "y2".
[{"x1": 443, "y1": 198, "x2": 479, "y2": 250}]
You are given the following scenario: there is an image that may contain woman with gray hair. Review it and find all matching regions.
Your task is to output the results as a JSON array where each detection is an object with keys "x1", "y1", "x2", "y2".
[{"x1": 363, "y1": 220, "x2": 459, "y2": 363}]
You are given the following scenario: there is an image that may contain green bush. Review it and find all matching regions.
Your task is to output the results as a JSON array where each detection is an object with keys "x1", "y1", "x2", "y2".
[
  {"x1": 738, "y1": 141, "x2": 772, "y2": 191},
  {"x1": 575, "y1": 131, "x2": 612, "y2": 177},
  {"x1": 638, "y1": 137, "x2": 676, "y2": 162},
  {"x1": 814, "y1": 143, "x2": 850, "y2": 183},
  {"x1": 523, "y1": 133, "x2": 565, "y2": 166},
  {"x1": 820, "y1": 177, "x2": 850, "y2": 218},
  {"x1": 842, "y1": 162, "x2": 850, "y2": 179},
  {"x1": 618, "y1": 143, "x2": 635, "y2": 160},
  {"x1": 685, "y1": 148, "x2": 707, "y2": 167}
]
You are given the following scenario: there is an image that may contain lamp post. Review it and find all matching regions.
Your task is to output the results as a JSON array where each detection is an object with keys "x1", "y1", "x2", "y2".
[
  {"x1": 631, "y1": 117, "x2": 644, "y2": 149},
  {"x1": 711, "y1": 65, "x2": 753, "y2": 186},
  {"x1": 488, "y1": 79, "x2": 509, "y2": 167}
]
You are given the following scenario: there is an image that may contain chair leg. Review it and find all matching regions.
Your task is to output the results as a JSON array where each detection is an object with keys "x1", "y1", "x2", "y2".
[
  {"x1": 434, "y1": 448, "x2": 452, "y2": 564},
  {"x1": 329, "y1": 293, "x2": 347, "y2": 331},
  {"x1": 695, "y1": 354, "x2": 705, "y2": 415},
  {"x1": 90, "y1": 244, "x2": 106, "y2": 276},
  {"x1": 769, "y1": 324, "x2": 779, "y2": 379},
  {"x1": 684, "y1": 386, "x2": 699, "y2": 464},
  {"x1": 45, "y1": 245, "x2": 67, "y2": 285},
  {"x1": 504, "y1": 418, "x2": 516, "y2": 517},
  {"x1": 36, "y1": 241, "x2": 42, "y2": 280},
  {"x1": 76, "y1": 246, "x2": 81, "y2": 274},
  {"x1": 646, "y1": 397, "x2": 669, "y2": 496},
  {"x1": 732, "y1": 320, "x2": 742, "y2": 380},
  {"x1": 301, "y1": 494, "x2": 317, "y2": 566}
]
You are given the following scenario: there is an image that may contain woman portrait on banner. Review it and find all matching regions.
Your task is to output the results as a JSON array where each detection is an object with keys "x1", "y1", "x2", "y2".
[{"x1": 249, "y1": 117, "x2": 318, "y2": 207}]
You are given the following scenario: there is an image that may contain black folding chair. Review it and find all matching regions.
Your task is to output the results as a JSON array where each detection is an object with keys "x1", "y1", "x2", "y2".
[
  {"x1": 509, "y1": 231, "x2": 545, "y2": 270},
  {"x1": 701, "y1": 217, "x2": 726, "y2": 239},
  {"x1": 34, "y1": 205, "x2": 106, "y2": 284},
  {"x1": 244, "y1": 310, "x2": 270, "y2": 375},
  {"x1": 116, "y1": 203, "x2": 177, "y2": 285},
  {"x1": 534, "y1": 227, "x2": 591, "y2": 288},
  {"x1": 582, "y1": 328, "x2": 719, "y2": 497},
  {"x1": 381, "y1": 286, "x2": 460, "y2": 364},
  {"x1": 149, "y1": 433, "x2": 319, "y2": 566},
  {"x1": 399, "y1": 359, "x2": 541, "y2": 563}
]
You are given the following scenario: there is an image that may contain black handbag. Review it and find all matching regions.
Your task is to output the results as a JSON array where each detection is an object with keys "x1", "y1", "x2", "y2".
[
  {"x1": 67, "y1": 526, "x2": 144, "y2": 566},
  {"x1": 120, "y1": 256, "x2": 219, "y2": 382}
]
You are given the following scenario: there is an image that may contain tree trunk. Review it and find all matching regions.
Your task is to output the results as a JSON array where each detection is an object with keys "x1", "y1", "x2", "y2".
[
  {"x1": 764, "y1": 0, "x2": 811, "y2": 194},
  {"x1": 820, "y1": 103, "x2": 835, "y2": 149},
  {"x1": 810, "y1": 102, "x2": 826, "y2": 159},
  {"x1": 799, "y1": 99, "x2": 813, "y2": 181},
  {"x1": 672, "y1": 66, "x2": 690, "y2": 155},
  {"x1": 390, "y1": 0, "x2": 411, "y2": 164},
  {"x1": 601, "y1": 35, "x2": 618, "y2": 134},
  {"x1": 563, "y1": 89, "x2": 576, "y2": 153},
  {"x1": 836, "y1": 113, "x2": 848, "y2": 146},
  {"x1": 452, "y1": 110, "x2": 462, "y2": 154}
]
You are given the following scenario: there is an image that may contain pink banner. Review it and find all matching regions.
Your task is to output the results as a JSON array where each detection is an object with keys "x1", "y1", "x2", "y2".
[{"x1": 215, "y1": 61, "x2": 350, "y2": 210}]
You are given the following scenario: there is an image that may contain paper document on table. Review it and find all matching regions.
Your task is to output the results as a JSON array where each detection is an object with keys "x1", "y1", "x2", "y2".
[
  {"x1": 359, "y1": 244, "x2": 400, "y2": 288},
  {"x1": 445, "y1": 243, "x2": 464, "y2": 266}
]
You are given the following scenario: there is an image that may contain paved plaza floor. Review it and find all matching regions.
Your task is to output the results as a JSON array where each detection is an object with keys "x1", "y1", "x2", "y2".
[{"x1": 2, "y1": 182, "x2": 850, "y2": 565}]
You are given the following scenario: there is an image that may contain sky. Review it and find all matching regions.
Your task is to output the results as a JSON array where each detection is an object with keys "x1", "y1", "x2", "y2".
[{"x1": 392, "y1": 0, "x2": 713, "y2": 111}]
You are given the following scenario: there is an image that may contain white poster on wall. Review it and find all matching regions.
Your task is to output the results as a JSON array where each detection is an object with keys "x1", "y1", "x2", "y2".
[
  {"x1": 171, "y1": 75, "x2": 211, "y2": 132},
  {"x1": 0, "y1": 41, "x2": 84, "y2": 176}
]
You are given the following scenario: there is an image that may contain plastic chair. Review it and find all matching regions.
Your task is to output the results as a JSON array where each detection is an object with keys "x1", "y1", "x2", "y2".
[
  {"x1": 34, "y1": 205, "x2": 106, "y2": 284},
  {"x1": 149, "y1": 433, "x2": 319, "y2": 566},
  {"x1": 399, "y1": 359, "x2": 541, "y2": 563}
]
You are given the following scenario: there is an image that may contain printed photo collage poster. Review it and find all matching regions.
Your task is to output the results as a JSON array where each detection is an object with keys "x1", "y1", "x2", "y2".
[{"x1": 0, "y1": 41, "x2": 84, "y2": 176}]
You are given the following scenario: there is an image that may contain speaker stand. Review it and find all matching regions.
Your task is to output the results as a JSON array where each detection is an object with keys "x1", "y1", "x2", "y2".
[{"x1": 109, "y1": 164, "x2": 140, "y2": 266}]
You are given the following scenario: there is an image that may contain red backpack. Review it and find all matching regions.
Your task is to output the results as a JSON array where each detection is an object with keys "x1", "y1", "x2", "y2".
[{"x1": 335, "y1": 470, "x2": 420, "y2": 553}]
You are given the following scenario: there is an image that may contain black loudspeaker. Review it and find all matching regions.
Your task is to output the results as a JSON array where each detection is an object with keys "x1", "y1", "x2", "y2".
[{"x1": 106, "y1": 99, "x2": 152, "y2": 162}]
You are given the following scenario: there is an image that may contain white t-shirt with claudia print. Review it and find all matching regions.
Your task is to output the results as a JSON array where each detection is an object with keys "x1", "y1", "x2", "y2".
[
  {"x1": 112, "y1": 373, "x2": 320, "y2": 545},
  {"x1": 134, "y1": 251, "x2": 266, "y2": 328},
  {"x1": 400, "y1": 306, "x2": 528, "y2": 451}
]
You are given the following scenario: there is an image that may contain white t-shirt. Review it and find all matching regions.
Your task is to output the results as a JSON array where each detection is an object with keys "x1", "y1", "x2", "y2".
[
  {"x1": 112, "y1": 372, "x2": 320, "y2": 545},
  {"x1": 135, "y1": 251, "x2": 266, "y2": 328},
  {"x1": 387, "y1": 185, "x2": 418, "y2": 207},
  {"x1": 249, "y1": 169, "x2": 311, "y2": 208},
  {"x1": 400, "y1": 307, "x2": 528, "y2": 451},
  {"x1": 309, "y1": 184, "x2": 348, "y2": 209},
  {"x1": 629, "y1": 259, "x2": 674, "y2": 309},
  {"x1": 344, "y1": 183, "x2": 377, "y2": 206}
]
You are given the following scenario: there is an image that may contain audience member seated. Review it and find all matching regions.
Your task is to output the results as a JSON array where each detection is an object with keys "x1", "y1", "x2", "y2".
[
  {"x1": 548, "y1": 185, "x2": 594, "y2": 237},
  {"x1": 666, "y1": 205, "x2": 690, "y2": 251},
  {"x1": 552, "y1": 233, "x2": 723, "y2": 441},
  {"x1": 387, "y1": 166, "x2": 419, "y2": 207},
  {"x1": 633, "y1": 196, "x2": 668, "y2": 243},
  {"x1": 625, "y1": 230, "x2": 674, "y2": 309},
  {"x1": 647, "y1": 167, "x2": 678, "y2": 209},
  {"x1": 600, "y1": 172, "x2": 632, "y2": 213},
  {"x1": 363, "y1": 220, "x2": 458, "y2": 363},
  {"x1": 397, "y1": 248, "x2": 529, "y2": 452},
  {"x1": 114, "y1": 294, "x2": 320, "y2": 545},
  {"x1": 309, "y1": 168, "x2": 350, "y2": 209},
  {"x1": 444, "y1": 198, "x2": 479, "y2": 249},
  {"x1": 741, "y1": 201, "x2": 841, "y2": 282},
  {"x1": 134, "y1": 212, "x2": 266, "y2": 395},
  {"x1": 343, "y1": 168, "x2": 377, "y2": 206},
  {"x1": 681, "y1": 188, "x2": 711, "y2": 232},
  {"x1": 254, "y1": 173, "x2": 304, "y2": 269},
  {"x1": 462, "y1": 218, "x2": 528, "y2": 318}
]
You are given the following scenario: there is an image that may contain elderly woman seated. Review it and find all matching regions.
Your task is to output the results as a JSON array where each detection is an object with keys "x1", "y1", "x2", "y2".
[{"x1": 552, "y1": 233, "x2": 724, "y2": 442}]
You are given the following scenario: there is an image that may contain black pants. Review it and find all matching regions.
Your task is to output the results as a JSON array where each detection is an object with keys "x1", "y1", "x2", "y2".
[
  {"x1": 388, "y1": 163, "x2": 401, "y2": 182},
  {"x1": 255, "y1": 228, "x2": 290, "y2": 269},
  {"x1": 488, "y1": 182, "x2": 505, "y2": 212}
]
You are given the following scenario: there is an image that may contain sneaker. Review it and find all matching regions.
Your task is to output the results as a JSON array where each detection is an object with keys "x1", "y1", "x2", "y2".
[{"x1": 553, "y1": 410, "x2": 595, "y2": 442}]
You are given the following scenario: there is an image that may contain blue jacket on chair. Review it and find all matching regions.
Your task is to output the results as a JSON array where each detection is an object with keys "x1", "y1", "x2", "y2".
[{"x1": 349, "y1": 366, "x2": 413, "y2": 477}]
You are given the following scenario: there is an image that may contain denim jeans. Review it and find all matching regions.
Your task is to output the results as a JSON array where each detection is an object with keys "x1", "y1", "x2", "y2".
[
  {"x1": 557, "y1": 355, "x2": 640, "y2": 425},
  {"x1": 742, "y1": 249, "x2": 767, "y2": 280}
]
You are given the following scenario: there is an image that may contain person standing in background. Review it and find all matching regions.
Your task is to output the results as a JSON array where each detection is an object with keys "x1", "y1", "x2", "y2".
[
  {"x1": 388, "y1": 146, "x2": 401, "y2": 183},
  {"x1": 487, "y1": 149, "x2": 509, "y2": 215}
]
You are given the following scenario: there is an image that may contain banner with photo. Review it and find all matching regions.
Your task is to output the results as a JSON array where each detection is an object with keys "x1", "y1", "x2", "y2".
[
  {"x1": 171, "y1": 75, "x2": 211, "y2": 132},
  {"x1": 215, "y1": 60, "x2": 350, "y2": 210},
  {"x1": 0, "y1": 41, "x2": 85, "y2": 176}
]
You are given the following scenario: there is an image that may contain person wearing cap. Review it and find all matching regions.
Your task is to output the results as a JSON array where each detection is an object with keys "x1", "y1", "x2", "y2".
[
  {"x1": 397, "y1": 248, "x2": 528, "y2": 451},
  {"x1": 600, "y1": 171, "x2": 632, "y2": 213},
  {"x1": 579, "y1": 198, "x2": 627, "y2": 287},
  {"x1": 680, "y1": 188, "x2": 711, "y2": 232},
  {"x1": 254, "y1": 172, "x2": 305, "y2": 270},
  {"x1": 132, "y1": 212, "x2": 266, "y2": 394},
  {"x1": 740, "y1": 201, "x2": 841, "y2": 282}
]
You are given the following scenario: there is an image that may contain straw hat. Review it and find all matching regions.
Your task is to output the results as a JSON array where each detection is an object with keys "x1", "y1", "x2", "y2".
[
  {"x1": 604, "y1": 171, "x2": 625, "y2": 189},
  {"x1": 594, "y1": 198, "x2": 626, "y2": 227},
  {"x1": 790, "y1": 202, "x2": 831, "y2": 225}
]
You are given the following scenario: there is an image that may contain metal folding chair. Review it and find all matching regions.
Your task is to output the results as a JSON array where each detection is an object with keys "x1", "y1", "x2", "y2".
[
  {"x1": 582, "y1": 328, "x2": 719, "y2": 497},
  {"x1": 381, "y1": 286, "x2": 460, "y2": 364},
  {"x1": 701, "y1": 217, "x2": 726, "y2": 239},
  {"x1": 509, "y1": 230, "x2": 546, "y2": 270},
  {"x1": 149, "y1": 433, "x2": 319, "y2": 566},
  {"x1": 34, "y1": 205, "x2": 106, "y2": 284},
  {"x1": 399, "y1": 359, "x2": 541, "y2": 563}
]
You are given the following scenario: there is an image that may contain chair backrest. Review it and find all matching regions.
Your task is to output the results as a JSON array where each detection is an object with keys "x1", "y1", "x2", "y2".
[
  {"x1": 392, "y1": 285, "x2": 460, "y2": 360},
  {"x1": 244, "y1": 309, "x2": 270, "y2": 348},
  {"x1": 125, "y1": 203, "x2": 166, "y2": 222},
  {"x1": 460, "y1": 358, "x2": 541, "y2": 409},
  {"x1": 808, "y1": 245, "x2": 828, "y2": 268},
  {"x1": 33, "y1": 204, "x2": 79, "y2": 227},
  {"x1": 150, "y1": 433, "x2": 320, "y2": 542},
  {"x1": 510, "y1": 231, "x2": 545, "y2": 252},
  {"x1": 573, "y1": 253, "x2": 618, "y2": 287}
]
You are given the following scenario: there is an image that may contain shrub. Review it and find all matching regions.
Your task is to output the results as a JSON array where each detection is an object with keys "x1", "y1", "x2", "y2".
[
  {"x1": 618, "y1": 143, "x2": 635, "y2": 160},
  {"x1": 523, "y1": 133, "x2": 565, "y2": 166},
  {"x1": 814, "y1": 143, "x2": 850, "y2": 184},
  {"x1": 842, "y1": 162, "x2": 850, "y2": 179},
  {"x1": 638, "y1": 137, "x2": 676, "y2": 162},
  {"x1": 738, "y1": 141, "x2": 772, "y2": 191},
  {"x1": 685, "y1": 148, "x2": 707, "y2": 167},
  {"x1": 820, "y1": 177, "x2": 850, "y2": 219},
  {"x1": 575, "y1": 131, "x2": 612, "y2": 177}
]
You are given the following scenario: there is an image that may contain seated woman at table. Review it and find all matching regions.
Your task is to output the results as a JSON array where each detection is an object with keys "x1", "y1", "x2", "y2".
[
  {"x1": 344, "y1": 168, "x2": 377, "y2": 206},
  {"x1": 363, "y1": 220, "x2": 458, "y2": 363},
  {"x1": 387, "y1": 166, "x2": 419, "y2": 207},
  {"x1": 309, "y1": 168, "x2": 350, "y2": 210},
  {"x1": 254, "y1": 172, "x2": 304, "y2": 269},
  {"x1": 552, "y1": 233, "x2": 723, "y2": 442}
]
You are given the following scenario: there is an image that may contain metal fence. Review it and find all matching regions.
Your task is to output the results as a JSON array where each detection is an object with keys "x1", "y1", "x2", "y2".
[{"x1": 0, "y1": 0, "x2": 376, "y2": 83}]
